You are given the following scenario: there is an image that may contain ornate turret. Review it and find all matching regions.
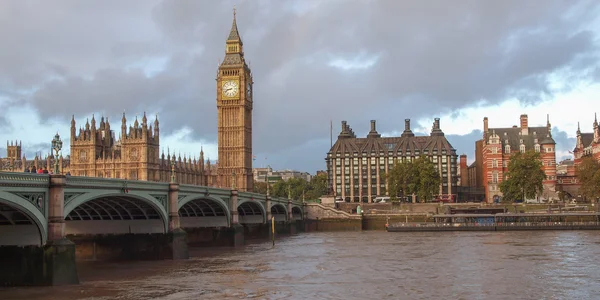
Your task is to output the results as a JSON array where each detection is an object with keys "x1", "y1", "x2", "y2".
[
  {"x1": 70, "y1": 115, "x2": 76, "y2": 139},
  {"x1": 594, "y1": 113, "x2": 599, "y2": 142},
  {"x1": 154, "y1": 114, "x2": 159, "y2": 140},
  {"x1": 121, "y1": 112, "x2": 127, "y2": 139}
]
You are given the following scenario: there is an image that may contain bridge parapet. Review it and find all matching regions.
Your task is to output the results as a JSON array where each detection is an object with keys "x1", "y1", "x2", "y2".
[
  {"x1": 0, "y1": 171, "x2": 50, "y2": 187},
  {"x1": 65, "y1": 176, "x2": 169, "y2": 191}
]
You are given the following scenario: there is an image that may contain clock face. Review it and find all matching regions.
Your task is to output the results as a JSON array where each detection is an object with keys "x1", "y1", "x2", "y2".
[{"x1": 222, "y1": 80, "x2": 239, "y2": 97}]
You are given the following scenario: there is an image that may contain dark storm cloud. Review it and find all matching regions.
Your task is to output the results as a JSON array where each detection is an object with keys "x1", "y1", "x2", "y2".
[{"x1": 1, "y1": 0, "x2": 599, "y2": 172}]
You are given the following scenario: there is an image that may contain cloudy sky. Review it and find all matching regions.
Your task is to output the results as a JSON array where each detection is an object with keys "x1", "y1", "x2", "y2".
[{"x1": 1, "y1": 0, "x2": 599, "y2": 173}]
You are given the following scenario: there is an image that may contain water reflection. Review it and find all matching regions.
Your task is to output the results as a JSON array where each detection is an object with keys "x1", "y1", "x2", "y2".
[{"x1": 1, "y1": 231, "x2": 600, "y2": 299}]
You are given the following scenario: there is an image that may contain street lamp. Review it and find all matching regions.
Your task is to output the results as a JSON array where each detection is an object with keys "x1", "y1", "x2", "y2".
[
  {"x1": 266, "y1": 165, "x2": 271, "y2": 196},
  {"x1": 51, "y1": 133, "x2": 63, "y2": 174}
]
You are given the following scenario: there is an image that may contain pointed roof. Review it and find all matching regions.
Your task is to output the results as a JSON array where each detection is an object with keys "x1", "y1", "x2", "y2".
[{"x1": 227, "y1": 7, "x2": 241, "y2": 42}]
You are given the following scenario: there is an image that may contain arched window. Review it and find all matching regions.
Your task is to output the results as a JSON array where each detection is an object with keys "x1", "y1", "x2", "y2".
[
  {"x1": 535, "y1": 144, "x2": 540, "y2": 152},
  {"x1": 505, "y1": 145, "x2": 511, "y2": 153},
  {"x1": 520, "y1": 145, "x2": 526, "y2": 153}
]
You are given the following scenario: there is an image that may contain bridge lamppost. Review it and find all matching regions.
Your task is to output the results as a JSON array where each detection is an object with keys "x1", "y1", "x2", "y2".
[
  {"x1": 266, "y1": 165, "x2": 271, "y2": 196},
  {"x1": 51, "y1": 132, "x2": 63, "y2": 175},
  {"x1": 266, "y1": 178, "x2": 270, "y2": 196}
]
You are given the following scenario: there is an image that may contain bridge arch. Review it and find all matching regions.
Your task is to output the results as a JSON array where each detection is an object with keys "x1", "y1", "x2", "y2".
[
  {"x1": 64, "y1": 191, "x2": 168, "y2": 234},
  {"x1": 270, "y1": 203, "x2": 288, "y2": 222},
  {"x1": 178, "y1": 195, "x2": 230, "y2": 228},
  {"x1": 0, "y1": 191, "x2": 46, "y2": 246},
  {"x1": 237, "y1": 199, "x2": 266, "y2": 224},
  {"x1": 292, "y1": 206, "x2": 303, "y2": 220}
]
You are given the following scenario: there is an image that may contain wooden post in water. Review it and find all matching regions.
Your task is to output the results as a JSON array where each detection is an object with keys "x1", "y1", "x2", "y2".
[{"x1": 271, "y1": 216, "x2": 275, "y2": 246}]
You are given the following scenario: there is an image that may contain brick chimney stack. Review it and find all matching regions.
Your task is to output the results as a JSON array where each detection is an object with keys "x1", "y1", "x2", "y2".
[
  {"x1": 459, "y1": 154, "x2": 468, "y2": 187},
  {"x1": 483, "y1": 117, "x2": 489, "y2": 141},
  {"x1": 520, "y1": 114, "x2": 529, "y2": 135}
]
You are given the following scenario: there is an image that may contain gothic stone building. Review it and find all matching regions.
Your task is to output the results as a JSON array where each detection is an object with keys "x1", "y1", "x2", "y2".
[
  {"x1": 1, "y1": 12, "x2": 253, "y2": 190},
  {"x1": 68, "y1": 113, "x2": 218, "y2": 185},
  {"x1": 215, "y1": 10, "x2": 254, "y2": 192},
  {"x1": 2, "y1": 114, "x2": 220, "y2": 186},
  {"x1": 326, "y1": 118, "x2": 458, "y2": 203},
  {"x1": 481, "y1": 114, "x2": 557, "y2": 203}
]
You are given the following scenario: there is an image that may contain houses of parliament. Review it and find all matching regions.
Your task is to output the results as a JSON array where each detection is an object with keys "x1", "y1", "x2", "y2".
[{"x1": 0, "y1": 11, "x2": 255, "y2": 192}]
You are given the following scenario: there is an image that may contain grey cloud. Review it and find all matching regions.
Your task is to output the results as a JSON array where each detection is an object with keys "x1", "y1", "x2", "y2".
[{"x1": 1, "y1": 0, "x2": 599, "y2": 172}]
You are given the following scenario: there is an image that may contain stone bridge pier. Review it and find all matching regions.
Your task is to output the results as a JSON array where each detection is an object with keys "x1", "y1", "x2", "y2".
[{"x1": 0, "y1": 175, "x2": 79, "y2": 286}]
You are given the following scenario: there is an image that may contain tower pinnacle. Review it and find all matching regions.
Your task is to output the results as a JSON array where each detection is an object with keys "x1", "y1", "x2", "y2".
[{"x1": 227, "y1": 6, "x2": 241, "y2": 42}]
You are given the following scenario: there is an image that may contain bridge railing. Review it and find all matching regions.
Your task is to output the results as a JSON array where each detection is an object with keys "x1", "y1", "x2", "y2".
[
  {"x1": 65, "y1": 176, "x2": 169, "y2": 190},
  {"x1": 178, "y1": 184, "x2": 232, "y2": 197},
  {"x1": 0, "y1": 171, "x2": 50, "y2": 185}
]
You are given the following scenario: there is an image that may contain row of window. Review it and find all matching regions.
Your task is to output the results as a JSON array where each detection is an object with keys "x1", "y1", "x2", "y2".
[
  {"x1": 333, "y1": 156, "x2": 455, "y2": 165},
  {"x1": 489, "y1": 159, "x2": 556, "y2": 168},
  {"x1": 489, "y1": 144, "x2": 554, "y2": 154},
  {"x1": 329, "y1": 149, "x2": 452, "y2": 158}
]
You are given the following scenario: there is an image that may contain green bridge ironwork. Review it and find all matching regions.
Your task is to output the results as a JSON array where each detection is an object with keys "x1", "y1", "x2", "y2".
[{"x1": 0, "y1": 171, "x2": 304, "y2": 245}]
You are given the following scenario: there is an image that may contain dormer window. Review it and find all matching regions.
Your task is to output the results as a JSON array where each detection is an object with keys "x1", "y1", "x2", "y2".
[
  {"x1": 535, "y1": 144, "x2": 540, "y2": 152},
  {"x1": 520, "y1": 145, "x2": 526, "y2": 153},
  {"x1": 534, "y1": 138, "x2": 538, "y2": 143},
  {"x1": 505, "y1": 145, "x2": 511, "y2": 153}
]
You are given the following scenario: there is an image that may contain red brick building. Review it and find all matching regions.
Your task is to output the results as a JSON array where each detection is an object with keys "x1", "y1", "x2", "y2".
[
  {"x1": 556, "y1": 159, "x2": 579, "y2": 199},
  {"x1": 573, "y1": 114, "x2": 600, "y2": 165},
  {"x1": 480, "y1": 114, "x2": 557, "y2": 203}
]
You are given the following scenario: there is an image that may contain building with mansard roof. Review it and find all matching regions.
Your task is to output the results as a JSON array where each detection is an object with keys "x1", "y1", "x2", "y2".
[
  {"x1": 480, "y1": 114, "x2": 557, "y2": 203},
  {"x1": 325, "y1": 118, "x2": 458, "y2": 203}
]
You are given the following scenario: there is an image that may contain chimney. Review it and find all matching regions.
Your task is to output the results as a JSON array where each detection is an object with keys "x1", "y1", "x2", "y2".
[
  {"x1": 483, "y1": 117, "x2": 489, "y2": 141},
  {"x1": 431, "y1": 118, "x2": 444, "y2": 136},
  {"x1": 401, "y1": 119, "x2": 415, "y2": 137},
  {"x1": 459, "y1": 154, "x2": 468, "y2": 187},
  {"x1": 367, "y1": 120, "x2": 381, "y2": 138},
  {"x1": 341, "y1": 121, "x2": 347, "y2": 131},
  {"x1": 483, "y1": 117, "x2": 488, "y2": 132},
  {"x1": 520, "y1": 114, "x2": 528, "y2": 135}
]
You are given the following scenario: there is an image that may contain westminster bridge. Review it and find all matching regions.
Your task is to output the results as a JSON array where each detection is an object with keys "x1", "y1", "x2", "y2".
[{"x1": 0, "y1": 171, "x2": 305, "y2": 286}]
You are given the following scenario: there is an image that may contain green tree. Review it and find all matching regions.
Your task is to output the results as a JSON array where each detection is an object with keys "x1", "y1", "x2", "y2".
[
  {"x1": 386, "y1": 155, "x2": 441, "y2": 203},
  {"x1": 271, "y1": 177, "x2": 310, "y2": 199},
  {"x1": 271, "y1": 179, "x2": 288, "y2": 198},
  {"x1": 499, "y1": 150, "x2": 545, "y2": 202},
  {"x1": 413, "y1": 155, "x2": 442, "y2": 203},
  {"x1": 254, "y1": 181, "x2": 268, "y2": 194},
  {"x1": 305, "y1": 173, "x2": 328, "y2": 201},
  {"x1": 575, "y1": 157, "x2": 600, "y2": 201}
]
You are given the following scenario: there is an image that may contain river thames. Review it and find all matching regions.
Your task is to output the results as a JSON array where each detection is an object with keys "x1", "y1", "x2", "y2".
[{"x1": 1, "y1": 231, "x2": 599, "y2": 299}]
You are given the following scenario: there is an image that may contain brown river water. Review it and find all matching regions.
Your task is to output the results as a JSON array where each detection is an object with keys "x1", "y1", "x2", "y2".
[{"x1": 1, "y1": 231, "x2": 599, "y2": 299}]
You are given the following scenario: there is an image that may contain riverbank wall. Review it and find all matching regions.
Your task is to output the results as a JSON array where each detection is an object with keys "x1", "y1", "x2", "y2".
[{"x1": 386, "y1": 223, "x2": 600, "y2": 232}]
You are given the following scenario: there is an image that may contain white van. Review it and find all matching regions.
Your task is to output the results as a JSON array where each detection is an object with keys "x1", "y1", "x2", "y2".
[{"x1": 374, "y1": 196, "x2": 390, "y2": 203}]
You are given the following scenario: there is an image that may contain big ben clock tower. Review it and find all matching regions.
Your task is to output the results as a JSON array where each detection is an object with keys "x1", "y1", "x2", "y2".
[{"x1": 217, "y1": 9, "x2": 254, "y2": 192}]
